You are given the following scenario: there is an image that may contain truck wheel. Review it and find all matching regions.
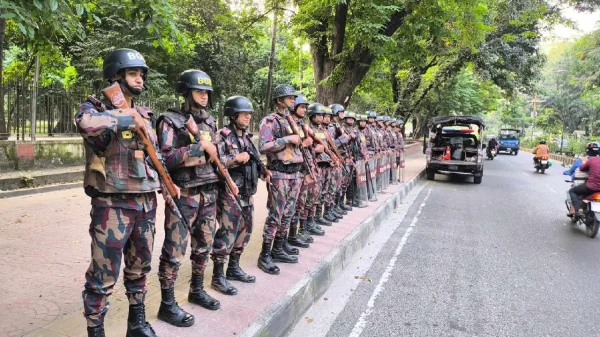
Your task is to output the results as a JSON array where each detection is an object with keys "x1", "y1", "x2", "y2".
[
  {"x1": 514, "y1": 151, "x2": 519, "y2": 156},
  {"x1": 426, "y1": 169, "x2": 435, "y2": 181},
  {"x1": 474, "y1": 175, "x2": 483, "y2": 184}
]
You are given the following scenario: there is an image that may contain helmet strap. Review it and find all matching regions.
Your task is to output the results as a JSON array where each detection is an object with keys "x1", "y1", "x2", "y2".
[
  {"x1": 117, "y1": 78, "x2": 142, "y2": 97},
  {"x1": 233, "y1": 114, "x2": 248, "y2": 131},
  {"x1": 184, "y1": 92, "x2": 208, "y2": 111}
]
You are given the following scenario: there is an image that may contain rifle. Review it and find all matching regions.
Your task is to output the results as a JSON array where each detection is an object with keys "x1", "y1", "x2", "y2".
[
  {"x1": 299, "y1": 121, "x2": 339, "y2": 168},
  {"x1": 184, "y1": 116, "x2": 242, "y2": 208},
  {"x1": 284, "y1": 113, "x2": 317, "y2": 181},
  {"x1": 322, "y1": 125, "x2": 350, "y2": 175},
  {"x1": 99, "y1": 83, "x2": 189, "y2": 229}
]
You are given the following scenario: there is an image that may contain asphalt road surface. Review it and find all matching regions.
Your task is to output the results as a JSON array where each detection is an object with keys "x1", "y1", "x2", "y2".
[{"x1": 289, "y1": 151, "x2": 600, "y2": 337}]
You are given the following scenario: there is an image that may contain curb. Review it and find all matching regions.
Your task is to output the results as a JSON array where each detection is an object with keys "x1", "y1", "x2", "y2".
[
  {"x1": 0, "y1": 181, "x2": 81, "y2": 198},
  {"x1": 238, "y1": 167, "x2": 427, "y2": 337}
]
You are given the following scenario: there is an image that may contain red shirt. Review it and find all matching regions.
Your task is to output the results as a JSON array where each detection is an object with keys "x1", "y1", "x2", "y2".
[{"x1": 580, "y1": 156, "x2": 600, "y2": 191}]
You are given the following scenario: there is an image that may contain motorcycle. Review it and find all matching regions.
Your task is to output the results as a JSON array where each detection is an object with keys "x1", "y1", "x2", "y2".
[
  {"x1": 534, "y1": 156, "x2": 549, "y2": 174},
  {"x1": 565, "y1": 183, "x2": 600, "y2": 238},
  {"x1": 564, "y1": 167, "x2": 599, "y2": 238},
  {"x1": 488, "y1": 148, "x2": 496, "y2": 160}
]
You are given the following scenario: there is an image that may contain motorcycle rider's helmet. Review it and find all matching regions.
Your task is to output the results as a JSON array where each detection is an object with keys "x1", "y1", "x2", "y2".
[
  {"x1": 540, "y1": 140, "x2": 546, "y2": 145},
  {"x1": 586, "y1": 142, "x2": 600, "y2": 157}
]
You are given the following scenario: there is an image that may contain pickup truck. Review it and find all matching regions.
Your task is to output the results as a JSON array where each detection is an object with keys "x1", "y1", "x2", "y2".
[
  {"x1": 497, "y1": 130, "x2": 520, "y2": 155},
  {"x1": 425, "y1": 116, "x2": 485, "y2": 184}
]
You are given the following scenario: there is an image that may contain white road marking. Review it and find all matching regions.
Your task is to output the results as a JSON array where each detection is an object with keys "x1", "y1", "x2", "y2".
[
  {"x1": 348, "y1": 188, "x2": 433, "y2": 337},
  {"x1": 547, "y1": 186, "x2": 558, "y2": 194},
  {"x1": 522, "y1": 172, "x2": 529, "y2": 176}
]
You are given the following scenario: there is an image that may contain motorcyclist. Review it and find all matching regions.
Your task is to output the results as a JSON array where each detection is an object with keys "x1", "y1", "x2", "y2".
[
  {"x1": 533, "y1": 140, "x2": 550, "y2": 164},
  {"x1": 568, "y1": 150, "x2": 600, "y2": 216},
  {"x1": 563, "y1": 142, "x2": 600, "y2": 182},
  {"x1": 487, "y1": 137, "x2": 498, "y2": 157}
]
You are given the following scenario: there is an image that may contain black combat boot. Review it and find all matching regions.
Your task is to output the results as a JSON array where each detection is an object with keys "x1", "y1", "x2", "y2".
[
  {"x1": 315, "y1": 204, "x2": 333, "y2": 226},
  {"x1": 226, "y1": 252, "x2": 256, "y2": 283},
  {"x1": 283, "y1": 237, "x2": 300, "y2": 255},
  {"x1": 157, "y1": 287, "x2": 195, "y2": 327},
  {"x1": 211, "y1": 260, "x2": 238, "y2": 295},
  {"x1": 298, "y1": 219, "x2": 314, "y2": 243},
  {"x1": 271, "y1": 237, "x2": 299, "y2": 263},
  {"x1": 328, "y1": 205, "x2": 344, "y2": 220},
  {"x1": 306, "y1": 217, "x2": 326, "y2": 236},
  {"x1": 188, "y1": 274, "x2": 220, "y2": 310},
  {"x1": 125, "y1": 304, "x2": 156, "y2": 337},
  {"x1": 257, "y1": 240, "x2": 280, "y2": 275},
  {"x1": 342, "y1": 191, "x2": 354, "y2": 210},
  {"x1": 335, "y1": 194, "x2": 350, "y2": 213},
  {"x1": 87, "y1": 325, "x2": 105, "y2": 337},
  {"x1": 288, "y1": 221, "x2": 310, "y2": 248},
  {"x1": 323, "y1": 205, "x2": 339, "y2": 222}
]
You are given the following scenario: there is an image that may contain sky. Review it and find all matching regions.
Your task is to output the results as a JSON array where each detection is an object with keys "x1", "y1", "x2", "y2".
[{"x1": 542, "y1": 6, "x2": 600, "y2": 47}]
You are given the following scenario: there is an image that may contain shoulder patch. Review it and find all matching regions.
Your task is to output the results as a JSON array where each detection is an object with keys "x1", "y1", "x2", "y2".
[{"x1": 220, "y1": 128, "x2": 231, "y2": 137}]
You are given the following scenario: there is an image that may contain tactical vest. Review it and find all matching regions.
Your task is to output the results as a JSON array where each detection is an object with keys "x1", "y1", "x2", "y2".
[
  {"x1": 311, "y1": 124, "x2": 332, "y2": 164},
  {"x1": 156, "y1": 108, "x2": 219, "y2": 188},
  {"x1": 265, "y1": 112, "x2": 304, "y2": 166},
  {"x1": 219, "y1": 126, "x2": 259, "y2": 198},
  {"x1": 82, "y1": 99, "x2": 160, "y2": 196}
]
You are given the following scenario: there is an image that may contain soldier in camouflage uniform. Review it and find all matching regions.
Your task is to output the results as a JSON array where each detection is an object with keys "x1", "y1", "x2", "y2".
[
  {"x1": 156, "y1": 70, "x2": 225, "y2": 316},
  {"x1": 394, "y1": 119, "x2": 406, "y2": 181},
  {"x1": 287, "y1": 94, "x2": 321, "y2": 247},
  {"x1": 342, "y1": 112, "x2": 368, "y2": 208},
  {"x1": 354, "y1": 114, "x2": 371, "y2": 206},
  {"x1": 361, "y1": 111, "x2": 379, "y2": 201},
  {"x1": 306, "y1": 103, "x2": 338, "y2": 227},
  {"x1": 76, "y1": 48, "x2": 160, "y2": 337},
  {"x1": 383, "y1": 117, "x2": 397, "y2": 185},
  {"x1": 374, "y1": 116, "x2": 388, "y2": 192},
  {"x1": 213, "y1": 96, "x2": 270, "y2": 289},
  {"x1": 258, "y1": 84, "x2": 313, "y2": 275},
  {"x1": 328, "y1": 104, "x2": 354, "y2": 216},
  {"x1": 320, "y1": 109, "x2": 345, "y2": 223}
]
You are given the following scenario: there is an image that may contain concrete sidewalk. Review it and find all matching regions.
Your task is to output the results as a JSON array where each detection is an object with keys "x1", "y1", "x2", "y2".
[{"x1": 0, "y1": 145, "x2": 424, "y2": 337}]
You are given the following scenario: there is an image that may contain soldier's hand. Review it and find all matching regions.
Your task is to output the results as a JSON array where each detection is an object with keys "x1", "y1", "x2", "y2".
[
  {"x1": 304, "y1": 173, "x2": 315, "y2": 185},
  {"x1": 285, "y1": 135, "x2": 302, "y2": 145},
  {"x1": 201, "y1": 140, "x2": 217, "y2": 159},
  {"x1": 130, "y1": 111, "x2": 147, "y2": 132},
  {"x1": 235, "y1": 152, "x2": 250, "y2": 164},
  {"x1": 314, "y1": 144, "x2": 325, "y2": 153},
  {"x1": 302, "y1": 137, "x2": 313, "y2": 148},
  {"x1": 173, "y1": 184, "x2": 181, "y2": 199},
  {"x1": 263, "y1": 169, "x2": 272, "y2": 184},
  {"x1": 351, "y1": 132, "x2": 357, "y2": 140}
]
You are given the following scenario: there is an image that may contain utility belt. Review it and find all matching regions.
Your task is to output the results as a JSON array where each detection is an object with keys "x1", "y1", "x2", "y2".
[
  {"x1": 186, "y1": 183, "x2": 218, "y2": 196},
  {"x1": 317, "y1": 162, "x2": 331, "y2": 168},
  {"x1": 267, "y1": 161, "x2": 302, "y2": 173},
  {"x1": 92, "y1": 191, "x2": 155, "y2": 199}
]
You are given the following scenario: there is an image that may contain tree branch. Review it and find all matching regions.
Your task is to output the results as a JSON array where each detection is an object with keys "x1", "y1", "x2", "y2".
[{"x1": 331, "y1": 1, "x2": 349, "y2": 57}]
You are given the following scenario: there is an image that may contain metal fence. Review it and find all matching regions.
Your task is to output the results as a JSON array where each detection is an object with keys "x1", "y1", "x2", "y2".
[{"x1": 0, "y1": 80, "x2": 180, "y2": 140}]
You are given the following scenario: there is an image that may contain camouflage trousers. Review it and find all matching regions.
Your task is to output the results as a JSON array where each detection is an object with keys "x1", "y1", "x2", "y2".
[
  {"x1": 376, "y1": 155, "x2": 384, "y2": 192},
  {"x1": 264, "y1": 176, "x2": 302, "y2": 240},
  {"x1": 297, "y1": 169, "x2": 319, "y2": 220},
  {"x1": 318, "y1": 165, "x2": 334, "y2": 207},
  {"x1": 158, "y1": 184, "x2": 217, "y2": 288},
  {"x1": 328, "y1": 166, "x2": 343, "y2": 206},
  {"x1": 82, "y1": 194, "x2": 157, "y2": 327},
  {"x1": 213, "y1": 188, "x2": 254, "y2": 257}
]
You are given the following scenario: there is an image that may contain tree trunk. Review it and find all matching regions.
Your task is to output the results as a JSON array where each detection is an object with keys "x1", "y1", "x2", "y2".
[
  {"x1": 263, "y1": 9, "x2": 278, "y2": 115},
  {"x1": 310, "y1": 7, "x2": 409, "y2": 107},
  {"x1": 0, "y1": 16, "x2": 7, "y2": 140}
]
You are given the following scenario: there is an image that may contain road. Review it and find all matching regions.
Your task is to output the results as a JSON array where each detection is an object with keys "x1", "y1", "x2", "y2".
[{"x1": 289, "y1": 151, "x2": 600, "y2": 337}]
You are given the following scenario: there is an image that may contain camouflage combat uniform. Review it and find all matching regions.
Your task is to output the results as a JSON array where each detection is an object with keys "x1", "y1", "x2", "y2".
[
  {"x1": 156, "y1": 107, "x2": 220, "y2": 285},
  {"x1": 259, "y1": 110, "x2": 305, "y2": 241},
  {"x1": 213, "y1": 125, "x2": 265, "y2": 259},
  {"x1": 76, "y1": 98, "x2": 160, "y2": 328}
]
